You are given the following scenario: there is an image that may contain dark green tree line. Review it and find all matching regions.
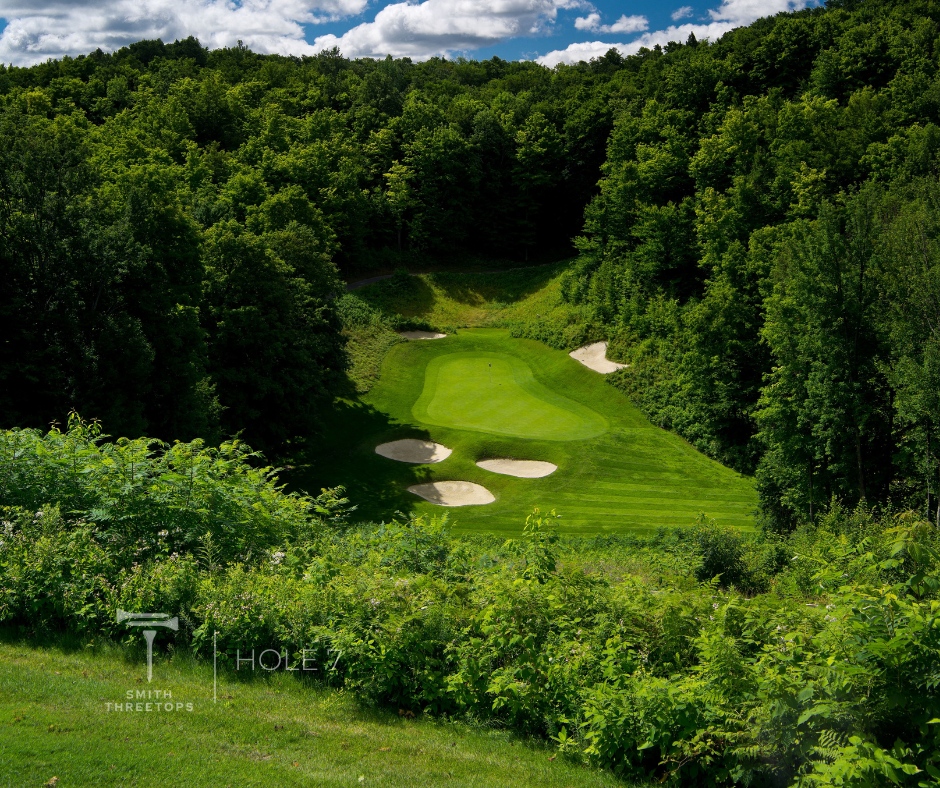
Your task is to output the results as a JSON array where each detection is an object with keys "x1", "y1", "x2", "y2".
[{"x1": 566, "y1": 0, "x2": 940, "y2": 528}]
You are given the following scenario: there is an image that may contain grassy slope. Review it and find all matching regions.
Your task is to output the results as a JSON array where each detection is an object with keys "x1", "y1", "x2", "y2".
[
  {"x1": 350, "y1": 263, "x2": 594, "y2": 346},
  {"x1": 0, "y1": 636, "x2": 628, "y2": 788},
  {"x1": 300, "y1": 329, "x2": 756, "y2": 535}
]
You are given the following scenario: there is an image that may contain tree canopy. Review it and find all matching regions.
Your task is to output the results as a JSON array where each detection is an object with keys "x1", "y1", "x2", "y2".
[{"x1": 2, "y1": 0, "x2": 940, "y2": 526}]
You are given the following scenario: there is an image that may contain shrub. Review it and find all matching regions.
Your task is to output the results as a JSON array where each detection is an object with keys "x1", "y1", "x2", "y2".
[{"x1": 3, "y1": 425, "x2": 939, "y2": 787}]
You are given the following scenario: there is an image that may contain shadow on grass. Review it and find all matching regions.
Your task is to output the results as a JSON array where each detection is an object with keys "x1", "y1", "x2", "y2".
[
  {"x1": 427, "y1": 263, "x2": 562, "y2": 308},
  {"x1": 352, "y1": 262, "x2": 566, "y2": 321},
  {"x1": 285, "y1": 398, "x2": 434, "y2": 523},
  {"x1": 355, "y1": 275, "x2": 437, "y2": 320}
]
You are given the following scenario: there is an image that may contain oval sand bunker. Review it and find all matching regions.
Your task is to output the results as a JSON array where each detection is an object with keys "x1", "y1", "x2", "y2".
[
  {"x1": 375, "y1": 439, "x2": 452, "y2": 464},
  {"x1": 476, "y1": 459, "x2": 557, "y2": 478},
  {"x1": 569, "y1": 341, "x2": 628, "y2": 374},
  {"x1": 408, "y1": 481, "x2": 495, "y2": 506},
  {"x1": 400, "y1": 330, "x2": 447, "y2": 340}
]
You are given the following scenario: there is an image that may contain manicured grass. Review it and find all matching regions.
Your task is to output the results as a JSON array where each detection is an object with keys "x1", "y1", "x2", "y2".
[
  {"x1": 414, "y1": 352, "x2": 606, "y2": 441},
  {"x1": 296, "y1": 329, "x2": 757, "y2": 535},
  {"x1": 0, "y1": 635, "x2": 629, "y2": 788}
]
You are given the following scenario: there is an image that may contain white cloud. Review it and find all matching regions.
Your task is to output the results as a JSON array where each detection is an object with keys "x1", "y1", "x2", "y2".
[
  {"x1": 573, "y1": 12, "x2": 600, "y2": 31},
  {"x1": 0, "y1": 0, "x2": 367, "y2": 65},
  {"x1": 574, "y1": 12, "x2": 647, "y2": 34},
  {"x1": 539, "y1": 0, "x2": 816, "y2": 66},
  {"x1": 671, "y1": 5, "x2": 693, "y2": 21},
  {"x1": 311, "y1": 0, "x2": 566, "y2": 60},
  {"x1": 0, "y1": 0, "x2": 821, "y2": 68},
  {"x1": 537, "y1": 39, "x2": 616, "y2": 64},
  {"x1": 709, "y1": 0, "x2": 806, "y2": 24},
  {"x1": 604, "y1": 14, "x2": 648, "y2": 34}
]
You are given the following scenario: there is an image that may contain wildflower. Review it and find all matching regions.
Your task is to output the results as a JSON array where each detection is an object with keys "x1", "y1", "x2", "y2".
[{"x1": 271, "y1": 551, "x2": 286, "y2": 565}]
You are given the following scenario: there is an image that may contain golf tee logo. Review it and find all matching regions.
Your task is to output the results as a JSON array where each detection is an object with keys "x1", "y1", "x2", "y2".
[{"x1": 116, "y1": 610, "x2": 178, "y2": 682}]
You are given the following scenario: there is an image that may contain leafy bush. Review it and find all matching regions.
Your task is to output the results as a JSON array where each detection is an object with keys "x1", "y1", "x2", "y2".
[
  {"x1": 2, "y1": 424, "x2": 939, "y2": 785},
  {"x1": 0, "y1": 414, "x2": 330, "y2": 564}
]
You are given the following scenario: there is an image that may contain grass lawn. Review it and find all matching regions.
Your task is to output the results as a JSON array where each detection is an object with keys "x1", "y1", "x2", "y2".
[
  {"x1": 296, "y1": 328, "x2": 757, "y2": 535},
  {"x1": 414, "y1": 351, "x2": 606, "y2": 440},
  {"x1": 0, "y1": 635, "x2": 630, "y2": 788}
]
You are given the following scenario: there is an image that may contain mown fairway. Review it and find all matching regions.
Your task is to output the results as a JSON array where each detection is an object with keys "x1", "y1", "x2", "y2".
[{"x1": 305, "y1": 328, "x2": 756, "y2": 534}]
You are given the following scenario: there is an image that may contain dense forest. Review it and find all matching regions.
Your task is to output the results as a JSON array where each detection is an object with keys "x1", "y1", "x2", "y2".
[
  {"x1": 3, "y1": 2, "x2": 940, "y2": 783},
  {"x1": 0, "y1": 36, "x2": 613, "y2": 451},
  {"x1": 2, "y1": 0, "x2": 940, "y2": 530}
]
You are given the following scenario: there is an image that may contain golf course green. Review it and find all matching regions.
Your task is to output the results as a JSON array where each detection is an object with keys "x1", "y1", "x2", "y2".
[
  {"x1": 414, "y1": 352, "x2": 606, "y2": 440},
  {"x1": 302, "y1": 328, "x2": 757, "y2": 535}
]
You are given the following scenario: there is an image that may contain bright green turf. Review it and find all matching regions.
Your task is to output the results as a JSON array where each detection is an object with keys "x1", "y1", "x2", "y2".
[
  {"x1": 299, "y1": 328, "x2": 757, "y2": 535},
  {"x1": 414, "y1": 352, "x2": 606, "y2": 440},
  {"x1": 0, "y1": 635, "x2": 629, "y2": 787}
]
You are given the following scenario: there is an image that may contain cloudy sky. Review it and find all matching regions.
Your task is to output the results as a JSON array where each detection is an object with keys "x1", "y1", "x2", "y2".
[{"x1": 0, "y1": 0, "x2": 820, "y2": 67}]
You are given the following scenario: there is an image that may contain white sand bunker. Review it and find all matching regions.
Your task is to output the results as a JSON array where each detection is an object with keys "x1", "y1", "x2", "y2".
[
  {"x1": 375, "y1": 439, "x2": 452, "y2": 464},
  {"x1": 569, "y1": 342, "x2": 628, "y2": 374},
  {"x1": 476, "y1": 459, "x2": 557, "y2": 478},
  {"x1": 408, "y1": 481, "x2": 495, "y2": 506},
  {"x1": 399, "y1": 330, "x2": 447, "y2": 340}
]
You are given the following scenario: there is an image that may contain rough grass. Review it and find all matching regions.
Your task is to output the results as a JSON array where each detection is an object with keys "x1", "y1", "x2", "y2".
[
  {"x1": 343, "y1": 325, "x2": 403, "y2": 394},
  {"x1": 293, "y1": 329, "x2": 757, "y2": 535},
  {"x1": 0, "y1": 634, "x2": 630, "y2": 788},
  {"x1": 346, "y1": 262, "x2": 597, "y2": 347}
]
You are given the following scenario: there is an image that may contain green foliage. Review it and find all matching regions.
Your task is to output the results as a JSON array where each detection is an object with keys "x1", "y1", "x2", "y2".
[
  {"x1": 4, "y1": 420, "x2": 938, "y2": 786},
  {"x1": 561, "y1": 0, "x2": 940, "y2": 530},
  {"x1": 0, "y1": 484, "x2": 940, "y2": 786},
  {"x1": 0, "y1": 415, "x2": 332, "y2": 565}
]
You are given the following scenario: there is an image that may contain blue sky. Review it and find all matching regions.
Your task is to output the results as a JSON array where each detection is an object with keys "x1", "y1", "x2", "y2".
[{"x1": 0, "y1": 0, "x2": 817, "y2": 68}]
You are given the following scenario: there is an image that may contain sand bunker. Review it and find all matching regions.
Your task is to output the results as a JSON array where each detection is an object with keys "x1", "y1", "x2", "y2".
[
  {"x1": 407, "y1": 481, "x2": 495, "y2": 506},
  {"x1": 569, "y1": 342, "x2": 628, "y2": 374},
  {"x1": 476, "y1": 459, "x2": 557, "y2": 478},
  {"x1": 400, "y1": 330, "x2": 447, "y2": 340},
  {"x1": 375, "y1": 439, "x2": 452, "y2": 464}
]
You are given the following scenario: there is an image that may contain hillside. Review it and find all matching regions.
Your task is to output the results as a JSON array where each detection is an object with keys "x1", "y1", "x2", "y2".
[{"x1": 2, "y1": 0, "x2": 940, "y2": 784}]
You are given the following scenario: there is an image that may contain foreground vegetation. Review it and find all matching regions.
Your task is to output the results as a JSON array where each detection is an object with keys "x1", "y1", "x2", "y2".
[
  {"x1": 0, "y1": 638, "x2": 625, "y2": 788},
  {"x1": 2, "y1": 419, "x2": 938, "y2": 785},
  {"x1": 298, "y1": 328, "x2": 756, "y2": 533}
]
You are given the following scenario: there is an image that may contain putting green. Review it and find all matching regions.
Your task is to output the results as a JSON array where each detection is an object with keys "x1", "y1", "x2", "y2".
[
  {"x1": 413, "y1": 352, "x2": 606, "y2": 440},
  {"x1": 302, "y1": 328, "x2": 758, "y2": 535}
]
